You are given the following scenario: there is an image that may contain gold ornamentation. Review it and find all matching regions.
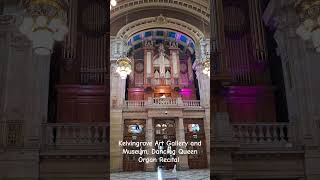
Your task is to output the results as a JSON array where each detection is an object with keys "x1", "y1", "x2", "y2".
[
  {"x1": 155, "y1": 14, "x2": 168, "y2": 25},
  {"x1": 295, "y1": 0, "x2": 320, "y2": 52},
  {"x1": 116, "y1": 57, "x2": 133, "y2": 79},
  {"x1": 202, "y1": 57, "x2": 210, "y2": 77},
  {"x1": 23, "y1": 0, "x2": 68, "y2": 20}
]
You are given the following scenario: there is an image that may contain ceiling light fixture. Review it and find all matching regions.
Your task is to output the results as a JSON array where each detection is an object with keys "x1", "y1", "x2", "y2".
[
  {"x1": 116, "y1": 56, "x2": 132, "y2": 79},
  {"x1": 110, "y1": 0, "x2": 117, "y2": 10},
  {"x1": 202, "y1": 52, "x2": 210, "y2": 77}
]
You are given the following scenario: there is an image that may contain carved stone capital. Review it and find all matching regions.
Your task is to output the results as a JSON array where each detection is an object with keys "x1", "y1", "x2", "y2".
[{"x1": 144, "y1": 40, "x2": 154, "y2": 48}]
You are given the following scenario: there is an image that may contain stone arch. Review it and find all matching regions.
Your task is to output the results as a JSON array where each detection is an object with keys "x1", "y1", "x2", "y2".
[
  {"x1": 115, "y1": 15, "x2": 206, "y2": 53},
  {"x1": 110, "y1": 0, "x2": 210, "y2": 23}
]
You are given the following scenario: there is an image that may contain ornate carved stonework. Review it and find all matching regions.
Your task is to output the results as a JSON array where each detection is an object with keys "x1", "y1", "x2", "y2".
[
  {"x1": 10, "y1": 33, "x2": 31, "y2": 49},
  {"x1": 144, "y1": 40, "x2": 154, "y2": 48},
  {"x1": 147, "y1": 109, "x2": 183, "y2": 118},
  {"x1": 110, "y1": 0, "x2": 210, "y2": 22},
  {"x1": 116, "y1": 16, "x2": 205, "y2": 44},
  {"x1": 0, "y1": 15, "x2": 16, "y2": 26},
  {"x1": 155, "y1": 14, "x2": 167, "y2": 25},
  {"x1": 169, "y1": 41, "x2": 178, "y2": 49},
  {"x1": 135, "y1": 61, "x2": 144, "y2": 73}
]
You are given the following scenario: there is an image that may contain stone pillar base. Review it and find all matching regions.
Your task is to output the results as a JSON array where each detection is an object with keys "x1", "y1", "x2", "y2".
[
  {"x1": 110, "y1": 155, "x2": 123, "y2": 172},
  {"x1": 145, "y1": 162, "x2": 156, "y2": 172},
  {"x1": 177, "y1": 155, "x2": 189, "y2": 170}
]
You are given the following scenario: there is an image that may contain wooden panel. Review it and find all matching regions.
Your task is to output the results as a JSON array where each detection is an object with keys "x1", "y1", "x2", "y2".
[
  {"x1": 184, "y1": 118, "x2": 208, "y2": 169},
  {"x1": 128, "y1": 88, "x2": 144, "y2": 100},
  {"x1": 123, "y1": 119, "x2": 146, "y2": 171},
  {"x1": 56, "y1": 85, "x2": 107, "y2": 123}
]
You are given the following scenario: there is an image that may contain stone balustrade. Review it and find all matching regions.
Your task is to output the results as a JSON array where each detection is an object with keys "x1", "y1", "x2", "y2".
[
  {"x1": 183, "y1": 100, "x2": 201, "y2": 107},
  {"x1": 42, "y1": 123, "x2": 108, "y2": 150},
  {"x1": 152, "y1": 97, "x2": 178, "y2": 106},
  {"x1": 232, "y1": 123, "x2": 294, "y2": 146},
  {"x1": 123, "y1": 98, "x2": 202, "y2": 109},
  {"x1": 124, "y1": 100, "x2": 145, "y2": 108}
]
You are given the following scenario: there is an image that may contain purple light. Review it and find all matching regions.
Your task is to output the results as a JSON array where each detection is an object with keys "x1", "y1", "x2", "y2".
[
  {"x1": 176, "y1": 33, "x2": 181, "y2": 41},
  {"x1": 180, "y1": 88, "x2": 192, "y2": 96}
]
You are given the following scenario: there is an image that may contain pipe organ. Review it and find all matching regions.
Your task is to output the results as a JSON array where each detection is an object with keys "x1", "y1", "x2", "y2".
[
  {"x1": 213, "y1": 0, "x2": 276, "y2": 123},
  {"x1": 126, "y1": 29, "x2": 199, "y2": 101},
  {"x1": 52, "y1": 0, "x2": 109, "y2": 123}
]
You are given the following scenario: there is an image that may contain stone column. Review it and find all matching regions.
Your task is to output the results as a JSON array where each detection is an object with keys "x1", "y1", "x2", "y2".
[
  {"x1": 110, "y1": 63, "x2": 127, "y2": 107},
  {"x1": 187, "y1": 55, "x2": 193, "y2": 81},
  {"x1": 176, "y1": 117, "x2": 189, "y2": 170},
  {"x1": 144, "y1": 41, "x2": 154, "y2": 85},
  {"x1": 212, "y1": 113, "x2": 238, "y2": 178},
  {"x1": 110, "y1": 109, "x2": 123, "y2": 172},
  {"x1": 25, "y1": 53, "x2": 51, "y2": 148},
  {"x1": 0, "y1": 15, "x2": 40, "y2": 179},
  {"x1": 0, "y1": 26, "x2": 9, "y2": 128},
  {"x1": 204, "y1": 108, "x2": 210, "y2": 167},
  {"x1": 267, "y1": 5, "x2": 320, "y2": 178},
  {"x1": 37, "y1": 55, "x2": 51, "y2": 124},
  {"x1": 169, "y1": 42, "x2": 180, "y2": 86},
  {"x1": 194, "y1": 64, "x2": 210, "y2": 106},
  {"x1": 110, "y1": 64, "x2": 126, "y2": 172},
  {"x1": 145, "y1": 118, "x2": 156, "y2": 171}
]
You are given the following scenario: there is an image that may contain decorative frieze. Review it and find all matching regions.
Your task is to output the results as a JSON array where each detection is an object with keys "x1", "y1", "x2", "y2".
[
  {"x1": 116, "y1": 16, "x2": 204, "y2": 44},
  {"x1": 110, "y1": 0, "x2": 210, "y2": 22},
  {"x1": 147, "y1": 109, "x2": 183, "y2": 118}
]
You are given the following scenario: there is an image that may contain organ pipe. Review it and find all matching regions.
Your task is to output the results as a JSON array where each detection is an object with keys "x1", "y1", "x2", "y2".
[
  {"x1": 248, "y1": 0, "x2": 269, "y2": 84},
  {"x1": 212, "y1": 0, "x2": 227, "y2": 74},
  {"x1": 78, "y1": 1, "x2": 108, "y2": 85},
  {"x1": 63, "y1": 0, "x2": 77, "y2": 60}
]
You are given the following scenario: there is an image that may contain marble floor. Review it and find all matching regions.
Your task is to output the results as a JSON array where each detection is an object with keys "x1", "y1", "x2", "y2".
[{"x1": 110, "y1": 169, "x2": 209, "y2": 180}]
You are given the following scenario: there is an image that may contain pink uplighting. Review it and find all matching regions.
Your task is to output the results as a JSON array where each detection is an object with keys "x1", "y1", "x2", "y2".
[{"x1": 180, "y1": 88, "x2": 192, "y2": 96}]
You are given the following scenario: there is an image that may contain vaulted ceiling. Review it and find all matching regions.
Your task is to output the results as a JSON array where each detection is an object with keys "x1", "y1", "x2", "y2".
[{"x1": 110, "y1": 0, "x2": 210, "y2": 37}]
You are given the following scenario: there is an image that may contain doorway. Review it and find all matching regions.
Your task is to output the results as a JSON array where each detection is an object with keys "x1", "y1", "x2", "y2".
[
  {"x1": 123, "y1": 119, "x2": 145, "y2": 171},
  {"x1": 154, "y1": 119, "x2": 176, "y2": 170},
  {"x1": 184, "y1": 118, "x2": 208, "y2": 169}
]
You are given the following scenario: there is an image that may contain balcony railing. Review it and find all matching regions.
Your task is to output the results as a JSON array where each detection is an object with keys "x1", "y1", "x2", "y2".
[
  {"x1": 42, "y1": 123, "x2": 108, "y2": 150},
  {"x1": 124, "y1": 100, "x2": 145, "y2": 108},
  {"x1": 123, "y1": 98, "x2": 202, "y2": 109},
  {"x1": 232, "y1": 123, "x2": 294, "y2": 146},
  {"x1": 152, "y1": 98, "x2": 177, "y2": 106},
  {"x1": 183, "y1": 100, "x2": 201, "y2": 108}
]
